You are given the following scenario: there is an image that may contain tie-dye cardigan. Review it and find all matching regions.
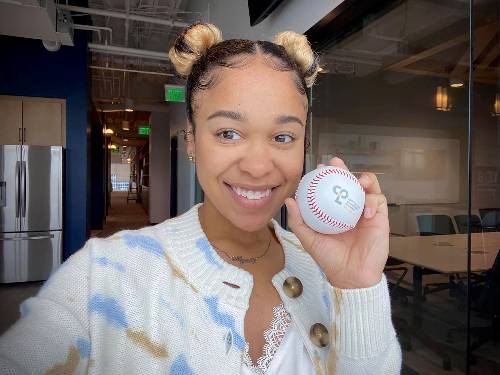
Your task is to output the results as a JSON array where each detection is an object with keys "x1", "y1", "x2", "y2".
[{"x1": 0, "y1": 203, "x2": 401, "y2": 374}]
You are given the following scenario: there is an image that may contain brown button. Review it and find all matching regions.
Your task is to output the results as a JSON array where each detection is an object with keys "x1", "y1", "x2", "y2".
[
  {"x1": 283, "y1": 276, "x2": 303, "y2": 298},
  {"x1": 310, "y1": 323, "x2": 330, "y2": 348}
]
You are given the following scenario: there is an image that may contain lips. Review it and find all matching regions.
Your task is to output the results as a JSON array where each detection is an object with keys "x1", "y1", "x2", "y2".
[{"x1": 224, "y1": 182, "x2": 277, "y2": 209}]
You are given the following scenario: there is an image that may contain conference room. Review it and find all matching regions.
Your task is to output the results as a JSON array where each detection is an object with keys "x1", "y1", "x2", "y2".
[{"x1": 305, "y1": 0, "x2": 500, "y2": 373}]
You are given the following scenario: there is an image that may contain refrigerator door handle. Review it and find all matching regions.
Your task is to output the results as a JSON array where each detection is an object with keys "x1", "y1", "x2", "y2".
[
  {"x1": 0, "y1": 234, "x2": 55, "y2": 241},
  {"x1": 15, "y1": 161, "x2": 20, "y2": 218},
  {"x1": 21, "y1": 161, "x2": 26, "y2": 217}
]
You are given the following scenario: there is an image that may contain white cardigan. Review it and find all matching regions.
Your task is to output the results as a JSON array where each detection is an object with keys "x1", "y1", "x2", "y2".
[{"x1": 0, "y1": 203, "x2": 401, "y2": 374}]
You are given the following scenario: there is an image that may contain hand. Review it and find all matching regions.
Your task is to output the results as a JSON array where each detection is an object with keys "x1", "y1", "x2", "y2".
[{"x1": 285, "y1": 157, "x2": 389, "y2": 289}]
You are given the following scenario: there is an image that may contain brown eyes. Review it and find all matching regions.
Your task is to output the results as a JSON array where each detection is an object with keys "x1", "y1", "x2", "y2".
[{"x1": 215, "y1": 129, "x2": 296, "y2": 144}]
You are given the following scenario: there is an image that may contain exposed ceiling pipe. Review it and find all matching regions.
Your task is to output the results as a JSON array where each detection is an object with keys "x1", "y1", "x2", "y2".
[
  {"x1": 57, "y1": 4, "x2": 189, "y2": 28},
  {"x1": 90, "y1": 65, "x2": 174, "y2": 77},
  {"x1": 73, "y1": 24, "x2": 113, "y2": 44},
  {"x1": 124, "y1": 0, "x2": 130, "y2": 98},
  {"x1": 88, "y1": 43, "x2": 169, "y2": 60}
]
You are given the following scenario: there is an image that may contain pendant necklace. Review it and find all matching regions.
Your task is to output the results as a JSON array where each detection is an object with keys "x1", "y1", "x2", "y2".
[{"x1": 213, "y1": 235, "x2": 272, "y2": 265}]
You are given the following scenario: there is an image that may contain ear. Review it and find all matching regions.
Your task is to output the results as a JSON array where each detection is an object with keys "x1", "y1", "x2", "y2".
[{"x1": 186, "y1": 121, "x2": 195, "y2": 157}]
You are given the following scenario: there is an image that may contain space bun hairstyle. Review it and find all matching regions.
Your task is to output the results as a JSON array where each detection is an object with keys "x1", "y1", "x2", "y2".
[{"x1": 168, "y1": 22, "x2": 321, "y2": 125}]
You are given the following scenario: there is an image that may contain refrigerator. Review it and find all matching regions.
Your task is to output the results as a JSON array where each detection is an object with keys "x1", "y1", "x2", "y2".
[{"x1": 0, "y1": 145, "x2": 63, "y2": 283}]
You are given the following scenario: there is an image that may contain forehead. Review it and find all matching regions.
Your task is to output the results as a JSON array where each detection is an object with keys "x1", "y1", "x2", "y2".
[{"x1": 193, "y1": 59, "x2": 308, "y2": 119}]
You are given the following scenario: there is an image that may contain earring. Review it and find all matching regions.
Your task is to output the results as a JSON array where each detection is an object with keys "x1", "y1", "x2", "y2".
[{"x1": 188, "y1": 155, "x2": 195, "y2": 163}]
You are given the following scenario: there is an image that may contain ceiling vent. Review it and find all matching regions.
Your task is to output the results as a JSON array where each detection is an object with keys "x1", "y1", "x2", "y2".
[{"x1": 0, "y1": 0, "x2": 73, "y2": 48}]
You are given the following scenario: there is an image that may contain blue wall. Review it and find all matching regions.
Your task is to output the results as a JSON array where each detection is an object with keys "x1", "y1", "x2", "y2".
[{"x1": 0, "y1": 32, "x2": 89, "y2": 260}]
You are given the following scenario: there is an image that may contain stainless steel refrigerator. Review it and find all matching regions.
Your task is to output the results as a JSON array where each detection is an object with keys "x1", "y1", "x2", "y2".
[{"x1": 0, "y1": 145, "x2": 63, "y2": 283}]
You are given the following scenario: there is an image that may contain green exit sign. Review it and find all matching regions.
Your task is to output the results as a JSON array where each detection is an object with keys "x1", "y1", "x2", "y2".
[
  {"x1": 138, "y1": 127, "x2": 150, "y2": 135},
  {"x1": 165, "y1": 84, "x2": 185, "y2": 102}
]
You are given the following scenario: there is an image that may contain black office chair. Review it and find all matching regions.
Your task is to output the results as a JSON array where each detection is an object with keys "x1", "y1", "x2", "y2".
[
  {"x1": 447, "y1": 250, "x2": 500, "y2": 354},
  {"x1": 416, "y1": 214, "x2": 462, "y2": 298},
  {"x1": 417, "y1": 214, "x2": 456, "y2": 236},
  {"x1": 454, "y1": 214, "x2": 483, "y2": 234},
  {"x1": 479, "y1": 208, "x2": 500, "y2": 232},
  {"x1": 385, "y1": 233, "x2": 411, "y2": 305}
]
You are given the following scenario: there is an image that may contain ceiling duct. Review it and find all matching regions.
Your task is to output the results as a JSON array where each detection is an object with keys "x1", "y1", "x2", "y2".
[{"x1": 0, "y1": 0, "x2": 73, "y2": 47}]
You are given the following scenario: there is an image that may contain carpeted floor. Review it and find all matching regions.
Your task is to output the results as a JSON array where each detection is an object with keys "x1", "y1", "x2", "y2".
[{"x1": 90, "y1": 191, "x2": 150, "y2": 238}]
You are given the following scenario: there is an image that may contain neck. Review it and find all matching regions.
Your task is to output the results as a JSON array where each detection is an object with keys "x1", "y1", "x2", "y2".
[{"x1": 198, "y1": 200, "x2": 273, "y2": 257}]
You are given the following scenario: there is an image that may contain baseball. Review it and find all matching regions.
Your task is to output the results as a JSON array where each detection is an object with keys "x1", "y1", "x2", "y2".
[{"x1": 294, "y1": 166, "x2": 365, "y2": 234}]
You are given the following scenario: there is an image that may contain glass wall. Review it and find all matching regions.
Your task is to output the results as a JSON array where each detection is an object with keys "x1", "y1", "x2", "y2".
[
  {"x1": 307, "y1": 0, "x2": 499, "y2": 372},
  {"x1": 469, "y1": 0, "x2": 500, "y2": 372}
]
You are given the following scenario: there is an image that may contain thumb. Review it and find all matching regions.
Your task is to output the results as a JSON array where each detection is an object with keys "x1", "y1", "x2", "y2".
[{"x1": 284, "y1": 197, "x2": 317, "y2": 251}]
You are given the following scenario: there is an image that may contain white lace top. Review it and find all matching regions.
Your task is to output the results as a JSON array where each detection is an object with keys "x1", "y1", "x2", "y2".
[{"x1": 241, "y1": 303, "x2": 315, "y2": 375}]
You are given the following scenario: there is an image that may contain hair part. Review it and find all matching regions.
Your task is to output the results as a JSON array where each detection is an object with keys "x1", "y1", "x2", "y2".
[{"x1": 169, "y1": 23, "x2": 318, "y2": 153}]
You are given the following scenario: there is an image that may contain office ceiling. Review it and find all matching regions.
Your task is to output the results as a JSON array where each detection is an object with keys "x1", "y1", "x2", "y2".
[
  {"x1": 64, "y1": 0, "x2": 202, "y2": 144},
  {"x1": 321, "y1": 0, "x2": 499, "y2": 85}
]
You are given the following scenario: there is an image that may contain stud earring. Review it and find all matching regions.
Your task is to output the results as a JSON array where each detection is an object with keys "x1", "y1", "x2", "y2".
[{"x1": 188, "y1": 155, "x2": 195, "y2": 163}]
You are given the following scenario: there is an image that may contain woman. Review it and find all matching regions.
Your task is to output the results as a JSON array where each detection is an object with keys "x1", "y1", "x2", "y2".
[{"x1": 0, "y1": 23, "x2": 401, "y2": 374}]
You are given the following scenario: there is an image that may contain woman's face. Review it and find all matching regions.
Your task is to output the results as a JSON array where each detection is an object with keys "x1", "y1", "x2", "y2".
[{"x1": 188, "y1": 57, "x2": 308, "y2": 232}]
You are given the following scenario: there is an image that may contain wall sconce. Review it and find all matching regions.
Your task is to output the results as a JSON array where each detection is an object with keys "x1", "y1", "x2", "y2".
[
  {"x1": 104, "y1": 128, "x2": 114, "y2": 135},
  {"x1": 107, "y1": 144, "x2": 117, "y2": 150},
  {"x1": 493, "y1": 93, "x2": 500, "y2": 117},
  {"x1": 436, "y1": 86, "x2": 452, "y2": 111}
]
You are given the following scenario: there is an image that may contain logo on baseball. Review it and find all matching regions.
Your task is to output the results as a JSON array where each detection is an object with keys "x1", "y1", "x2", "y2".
[{"x1": 294, "y1": 166, "x2": 365, "y2": 234}]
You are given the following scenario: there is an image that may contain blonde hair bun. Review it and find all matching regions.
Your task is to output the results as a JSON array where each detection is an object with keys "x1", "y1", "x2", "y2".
[
  {"x1": 169, "y1": 23, "x2": 223, "y2": 77},
  {"x1": 273, "y1": 31, "x2": 320, "y2": 87}
]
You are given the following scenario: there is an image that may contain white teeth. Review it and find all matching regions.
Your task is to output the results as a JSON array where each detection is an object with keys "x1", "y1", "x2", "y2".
[{"x1": 231, "y1": 186, "x2": 271, "y2": 200}]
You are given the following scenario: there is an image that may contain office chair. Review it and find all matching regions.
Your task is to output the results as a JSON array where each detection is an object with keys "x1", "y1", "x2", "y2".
[
  {"x1": 447, "y1": 251, "x2": 500, "y2": 353},
  {"x1": 479, "y1": 208, "x2": 500, "y2": 232},
  {"x1": 417, "y1": 214, "x2": 456, "y2": 236},
  {"x1": 416, "y1": 214, "x2": 462, "y2": 298},
  {"x1": 453, "y1": 214, "x2": 483, "y2": 234},
  {"x1": 385, "y1": 233, "x2": 411, "y2": 306}
]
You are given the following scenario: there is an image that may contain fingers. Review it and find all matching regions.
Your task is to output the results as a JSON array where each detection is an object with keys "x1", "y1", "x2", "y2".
[
  {"x1": 322, "y1": 156, "x2": 385, "y2": 214},
  {"x1": 363, "y1": 192, "x2": 388, "y2": 219},
  {"x1": 328, "y1": 157, "x2": 348, "y2": 170},
  {"x1": 284, "y1": 197, "x2": 317, "y2": 250},
  {"x1": 358, "y1": 172, "x2": 382, "y2": 194}
]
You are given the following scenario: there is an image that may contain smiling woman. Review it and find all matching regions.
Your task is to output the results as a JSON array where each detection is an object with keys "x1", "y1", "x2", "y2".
[{"x1": 0, "y1": 22, "x2": 401, "y2": 375}]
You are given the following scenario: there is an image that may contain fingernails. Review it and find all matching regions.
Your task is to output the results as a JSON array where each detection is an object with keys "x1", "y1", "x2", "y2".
[{"x1": 364, "y1": 207, "x2": 372, "y2": 218}]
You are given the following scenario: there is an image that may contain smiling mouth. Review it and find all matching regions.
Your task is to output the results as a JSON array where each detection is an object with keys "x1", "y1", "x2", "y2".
[{"x1": 224, "y1": 183, "x2": 277, "y2": 200}]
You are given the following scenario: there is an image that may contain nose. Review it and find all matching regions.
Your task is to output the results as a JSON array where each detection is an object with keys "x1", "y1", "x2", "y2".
[{"x1": 238, "y1": 141, "x2": 274, "y2": 178}]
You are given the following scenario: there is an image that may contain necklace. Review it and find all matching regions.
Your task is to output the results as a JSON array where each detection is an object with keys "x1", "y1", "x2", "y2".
[{"x1": 213, "y1": 235, "x2": 272, "y2": 265}]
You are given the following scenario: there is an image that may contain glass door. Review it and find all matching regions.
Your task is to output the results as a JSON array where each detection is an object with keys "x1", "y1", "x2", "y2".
[{"x1": 306, "y1": 0, "x2": 480, "y2": 372}]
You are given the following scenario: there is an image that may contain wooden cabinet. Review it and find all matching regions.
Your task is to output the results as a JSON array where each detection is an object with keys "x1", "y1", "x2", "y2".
[
  {"x1": 0, "y1": 96, "x2": 65, "y2": 146},
  {"x1": 0, "y1": 99, "x2": 22, "y2": 144}
]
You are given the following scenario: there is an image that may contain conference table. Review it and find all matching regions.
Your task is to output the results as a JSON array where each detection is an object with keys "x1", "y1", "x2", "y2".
[
  {"x1": 388, "y1": 232, "x2": 500, "y2": 370},
  {"x1": 389, "y1": 231, "x2": 500, "y2": 326}
]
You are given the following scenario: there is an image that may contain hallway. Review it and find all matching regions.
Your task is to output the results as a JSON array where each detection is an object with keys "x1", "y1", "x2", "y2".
[{"x1": 91, "y1": 191, "x2": 150, "y2": 238}]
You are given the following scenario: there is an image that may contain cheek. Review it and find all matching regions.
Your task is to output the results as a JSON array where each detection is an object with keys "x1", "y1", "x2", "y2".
[{"x1": 278, "y1": 148, "x2": 304, "y2": 182}]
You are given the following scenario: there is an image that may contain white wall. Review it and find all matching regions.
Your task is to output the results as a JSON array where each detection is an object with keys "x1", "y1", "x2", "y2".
[{"x1": 187, "y1": 0, "x2": 343, "y2": 39}]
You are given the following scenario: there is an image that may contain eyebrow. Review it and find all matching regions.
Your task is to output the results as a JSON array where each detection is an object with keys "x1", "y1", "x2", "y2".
[
  {"x1": 206, "y1": 110, "x2": 245, "y2": 122},
  {"x1": 276, "y1": 115, "x2": 304, "y2": 127},
  {"x1": 206, "y1": 110, "x2": 304, "y2": 127}
]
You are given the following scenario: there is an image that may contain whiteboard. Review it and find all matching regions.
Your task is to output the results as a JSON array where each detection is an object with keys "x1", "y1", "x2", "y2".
[{"x1": 317, "y1": 133, "x2": 460, "y2": 205}]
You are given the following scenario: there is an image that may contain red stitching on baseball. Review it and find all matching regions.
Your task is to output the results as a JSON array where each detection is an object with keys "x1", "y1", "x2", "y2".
[{"x1": 305, "y1": 167, "x2": 358, "y2": 231}]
